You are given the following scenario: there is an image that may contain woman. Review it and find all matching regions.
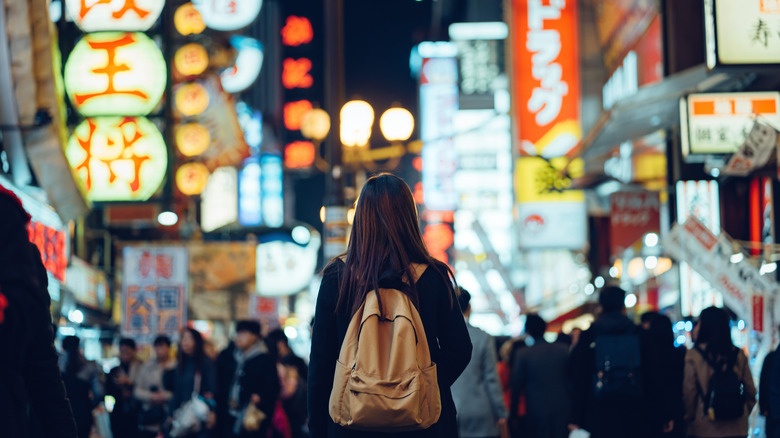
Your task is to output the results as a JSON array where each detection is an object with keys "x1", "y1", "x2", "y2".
[
  {"x1": 308, "y1": 173, "x2": 472, "y2": 438},
  {"x1": 683, "y1": 307, "x2": 756, "y2": 438},
  {"x1": 645, "y1": 313, "x2": 686, "y2": 438},
  {"x1": 165, "y1": 328, "x2": 217, "y2": 438},
  {"x1": 60, "y1": 336, "x2": 103, "y2": 438}
]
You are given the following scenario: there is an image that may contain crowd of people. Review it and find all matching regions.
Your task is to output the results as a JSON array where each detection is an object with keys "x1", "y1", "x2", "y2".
[
  {"x1": 57, "y1": 323, "x2": 308, "y2": 438},
  {"x1": 452, "y1": 285, "x2": 764, "y2": 438}
]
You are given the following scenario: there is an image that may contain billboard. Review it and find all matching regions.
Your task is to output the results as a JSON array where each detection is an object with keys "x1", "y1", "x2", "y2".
[{"x1": 705, "y1": 0, "x2": 780, "y2": 69}]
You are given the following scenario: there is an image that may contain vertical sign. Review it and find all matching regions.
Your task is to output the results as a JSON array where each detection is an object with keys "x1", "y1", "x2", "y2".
[
  {"x1": 705, "y1": 0, "x2": 780, "y2": 69},
  {"x1": 610, "y1": 191, "x2": 661, "y2": 256},
  {"x1": 122, "y1": 247, "x2": 188, "y2": 344}
]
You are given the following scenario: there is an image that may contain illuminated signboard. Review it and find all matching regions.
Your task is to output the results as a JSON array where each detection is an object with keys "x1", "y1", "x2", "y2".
[
  {"x1": 174, "y1": 2, "x2": 206, "y2": 35},
  {"x1": 65, "y1": 0, "x2": 165, "y2": 32},
  {"x1": 261, "y1": 155, "x2": 284, "y2": 227},
  {"x1": 220, "y1": 36, "x2": 264, "y2": 94},
  {"x1": 64, "y1": 32, "x2": 166, "y2": 117},
  {"x1": 201, "y1": 167, "x2": 238, "y2": 232},
  {"x1": 239, "y1": 157, "x2": 262, "y2": 226},
  {"x1": 705, "y1": 0, "x2": 780, "y2": 69},
  {"x1": 284, "y1": 100, "x2": 313, "y2": 130},
  {"x1": 174, "y1": 43, "x2": 209, "y2": 76},
  {"x1": 65, "y1": 117, "x2": 167, "y2": 202},
  {"x1": 176, "y1": 162, "x2": 210, "y2": 196},
  {"x1": 66, "y1": 257, "x2": 112, "y2": 313},
  {"x1": 282, "y1": 58, "x2": 313, "y2": 89},
  {"x1": 175, "y1": 82, "x2": 210, "y2": 117},
  {"x1": 193, "y1": 0, "x2": 263, "y2": 31},
  {"x1": 175, "y1": 122, "x2": 210, "y2": 157},
  {"x1": 284, "y1": 141, "x2": 315, "y2": 169},
  {"x1": 256, "y1": 231, "x2": 320, "y2": 296},
  {"x1": 281, "y1": 16, "x2": 313, "y2": 46},
  {"x1": 681, "y1": 91, "x2": 780, "y2": 158}
]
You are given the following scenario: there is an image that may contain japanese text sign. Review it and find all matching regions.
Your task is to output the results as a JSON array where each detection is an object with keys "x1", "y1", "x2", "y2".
[
  {"x1": 66, "y1": 0, "x2": 164, "y2": 32},
  {"x1": 512, "y1": 0, "x2": 581, "y2": 158},
  {"x1": 665, "y1": 217, "x2": 777, "y2": 322},
  {"x1": 705, "y1": 0, "x2": 780, "y2": 68},
  {"x1": 193, "y1": 0, "x2": 263, "y2": 31},
  {"x1": 64, "y1": 32, "x2": 167, "y2": 117},
  {"x1": 122, "y1": 247, "x2": 188, "y2": 344},
  {"x1": 610, "y1": 191, "x2": 660, "y2": 256},
  {"x1": 65, "y1": 116, "x2": 168, "y2": 202},
  {"x1": 681, "y1": 92, "x2": 780, "y2": 156},
  {"x1": 725, "y1": 119, "x2": 779, "y2": 175}
]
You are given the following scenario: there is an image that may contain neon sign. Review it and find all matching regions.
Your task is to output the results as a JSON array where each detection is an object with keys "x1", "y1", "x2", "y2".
[{"x1": 65, "y1": 0, "x2": 165, "y2": 32}]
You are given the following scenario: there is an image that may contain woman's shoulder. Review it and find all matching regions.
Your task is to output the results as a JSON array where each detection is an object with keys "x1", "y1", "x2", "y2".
[{"x1": 322, "y1": 257, "x2": 345, "y2": 279}]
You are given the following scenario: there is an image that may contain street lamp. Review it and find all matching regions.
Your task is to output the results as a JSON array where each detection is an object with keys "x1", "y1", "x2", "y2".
[
  {"x1": 300, "y1": 108, "x2": 331, "y2": 172},
  {"x1": 379, "y1": 107, "x2": 414, "y2": 142},
  {"x1": 340, "y1": 100, "x2": 374, "y2": 147}
]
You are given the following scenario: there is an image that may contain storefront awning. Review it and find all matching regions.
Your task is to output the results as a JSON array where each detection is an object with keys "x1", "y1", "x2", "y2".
[{"x1": 570, "y1": 65, "x2": 752, "y2": 163}]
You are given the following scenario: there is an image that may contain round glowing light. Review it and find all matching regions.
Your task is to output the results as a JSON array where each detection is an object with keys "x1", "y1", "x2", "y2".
[
  {"x1": 158, "y1": 210, "x2": 178, "y2": 226},
  {"x1": 627, "y1": 257, "x2": 645, "y2": 279},
  {"x1": 64, "y1": 32, "x2": 167, "y2": 117},
  {"x1": 68, "y1": 309, "x2": 84, "y2": 324},
  {"x1": 66, "y1": 0, "x2": 165, "y2": 32},
  {"x1": 594, "y1": 276, "x2": 605, "y2": 288},
  {"x1": 584, "y1": 284, "x2": 595, "y2": 295},
  {"x1": 291, "y1": 226, "x2": 311, "y2": 245},
  {"x1": 175, "y1": 82, "x2": 210, "y2": 116},
  {"x1": 380, "y1": 108, "x2": 414, "y2": 142},
  {"x1": 730, "y1": 253, "x2": 744, "y2": 264},
  {"x1": 176, "y1": 162, "x2": 210, "y2": 196},
  {"x1": 676, "y1": 335, "x2": 687, "y2": 346},
  {"x1": 609, "y1": 266, "x2": 619, "y2": 278},
  {"x1": 685, "y1": 321, "x2": 693, "y2": 332},
  {"x1": 319, "y1": 206, "x2": 326, "y2": 223},
  {"x1": 284, "y1": 326, "x2": 299, "y2": 339},
  {"x1": 174, "y1": 2, "x2": 206, "y2": 35},
  {"x1": 737, "y1": 320, "x2": 746, "y2": 330},
  {"x1": 300, "y1": 108, "x2": 331, "y2": 141},
  {"x1": 347, "y1": 208, "x2": 356, "y2": 225},
  {"x1": 644, "y1": 232, "x2": 659, "y2": 248},
  {"x1": 340, "y1": 100, "x2": 374, "y2": 147},
  {"x1": 65, "y1": 117, "x2": 167, "y2": 201},
  {"x1": 174, "y1": 43, "x2": 209, "y2": 76},
  {"x1": 176, "y1": 123, "x2": 211, "y2": 156},
  {"x1": 194, "y1": 0, "x2": 263, "y2": 31},
  {"x1": 645, "y1": 256, "x2": 658, "y2": 270},
  {"x1": 624, "y1": 293, "x2": 638, "y2": 308}
]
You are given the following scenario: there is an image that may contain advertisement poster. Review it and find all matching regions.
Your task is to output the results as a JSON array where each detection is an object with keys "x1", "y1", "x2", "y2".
[
  {"x1": 610, "y1": 191, "x2": 660, "y2": 256},
  {"x1": 122, "y1": 247, "x2": 188, "y2": 344}
]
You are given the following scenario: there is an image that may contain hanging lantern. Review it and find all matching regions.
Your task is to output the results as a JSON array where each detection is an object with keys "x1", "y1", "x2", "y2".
[
  {"x1": 174, "y1": 2, "x2": 206, "y2": 35},
  {"x1": 175, "y1": 82, "x2": 210, "y2": 116},
  {"x1": 193, "y1": 0, "x2": 263, "y2": 31},
  {"x1": 65, "y1": 0, "x2": 165, "y2": 32},
  {"x1": 65, "y1": 117, "x2": 167, "y2": 202},
  {"x1": 174, "y1": 43, "x2": 209, "y2": 76},
  {"x1": 176, "y1": 123, "x2": 211, "y2": 156},
  {"x1": 176, "y1": 162, "x2": 210, "y2": 195},
  {"x1": 64, "y1": 32, "x2": 166, "y2": 117}
]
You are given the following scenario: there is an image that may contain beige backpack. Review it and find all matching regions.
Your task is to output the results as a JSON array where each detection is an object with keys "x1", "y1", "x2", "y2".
[{"x1": 328, "y1": 264, "x2": 441, "y2": 431}]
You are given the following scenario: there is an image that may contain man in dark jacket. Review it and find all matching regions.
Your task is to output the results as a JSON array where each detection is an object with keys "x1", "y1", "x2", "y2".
[
  {"x1": 511, "y1": 314, "x2": 570, "y2": 438},
  {"x1": 106, "y1": 338, "x2": 142, "y2": 438},
  {"x1": 568, "y1": 286, "x2": 653, "y2": 438},
  {"x1": 0, "y1": 185, "x2": 78, "y2": 437},
  {"x1": 216, "y1": 320, "x2": 280, "y2": 438}
]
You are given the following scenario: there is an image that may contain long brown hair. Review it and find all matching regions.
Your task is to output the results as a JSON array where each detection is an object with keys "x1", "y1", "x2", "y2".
[{"x1": 333, "y1": 173, "x2": 457, "y2": 316}]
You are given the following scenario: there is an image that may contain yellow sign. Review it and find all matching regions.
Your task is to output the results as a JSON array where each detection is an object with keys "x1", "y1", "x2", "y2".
[
  {"x1": 176, "y1": 123, "x2": 211, "y2": 157},
  {"x1": 65, "y1": 117, "x2": 167, "y2": 201},
  {"x1": 174, "y1": 3, "x2": 206, "y2": 35},
  {"x1": 175, "y1": 82, "x2": 210, "y2": 116},
  {"x1": 515, "y1": 156, "x2": 584, "y2": 203},
  {"x1": 176, "y1": 162, "x2": 210, "y2": 195},
  {"x1": 174, "y1": 43, "x2": 209, "y2": 76},
  {"x1": 64, "y1": 32, "x2": 166, "y2": 117}
]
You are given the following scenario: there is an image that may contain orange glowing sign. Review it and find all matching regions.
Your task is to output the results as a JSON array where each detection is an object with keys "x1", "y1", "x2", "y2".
[
  {"x1": 27, "y1": 221, "x2": 68, "y2": 282},
  {"x1": 284, "y1": 100, "x2": 313, "y2": 131},
  {"x1": 174, "y1": 43, "x2": 209, "y2": 76},
  {"x1": 511, "y1": 0, "x2": 581, "y2": 158},
  {"x1": 282, "y1": 58, "x2": 313, "y2": 89},
  {"x1": 176, "y1": 123, "x2": 211, "y2": 157},
  {"x1": 284, "y1": 141, "x2": 315, "y2": 169},
  {"x1": 65, "y1": 0, "x2": 165, "y2": 32},
  {"x1": 64, "y1": 32, "x2": 166, "y2": 116},
  {"x1": 176, "y1": 162, "x2": 210, "y2": 195},
  {"x1": 174, "y1": 2, "x2": 206, "y2": 35},
  {"x1": 281, "y1": 16, "x2": 313, "y2": 47},
  {"x1": 65, "y1": 117, "x2": 168, "y2": 201},
  {"x1": 175, "y1": 82, "x2": 210, "y2": 116}
]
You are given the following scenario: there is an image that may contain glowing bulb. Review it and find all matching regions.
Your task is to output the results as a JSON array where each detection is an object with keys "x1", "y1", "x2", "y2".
[
  {"x1": 158, "y1": 211, "x2": 178, "y2": 226},
  {"x1": 624, "y1": 293, "x2": 637, "y2": 308}
]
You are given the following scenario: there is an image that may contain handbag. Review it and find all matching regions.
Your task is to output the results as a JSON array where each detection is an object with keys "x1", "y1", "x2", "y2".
[
  {"x1": 242, "y1": 402, "x2": 266, "y2": 432},
  {"x1": 170, "y1": 373, "x2": 210, "y2": 437}
]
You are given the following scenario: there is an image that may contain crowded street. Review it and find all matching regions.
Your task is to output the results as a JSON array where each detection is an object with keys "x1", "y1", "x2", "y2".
[{"x1": 0, "y1": 0, "x2": 779, "y2": 437}]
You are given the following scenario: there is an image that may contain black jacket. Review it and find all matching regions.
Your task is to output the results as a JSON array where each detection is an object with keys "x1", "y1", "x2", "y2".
[
  {"x1": 215, "y1": 342, "x2": 281, "y2": 437},
  {"x1": 0, "y1": 190, "x2": 78, "y2": 438},
  {"x1": 308, "y1": 259, "x2": 472, "y2": 438},
  {"x1": 568, "y1": 312, "x2": 653, "y2": 438}
]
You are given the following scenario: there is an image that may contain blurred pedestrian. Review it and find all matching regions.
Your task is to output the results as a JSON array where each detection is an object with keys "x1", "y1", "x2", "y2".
[
  {"x1": 267, "y1": 328, "x2": 308, "y2": 438},
  {"x1": 216, "y1": 320, "x2": 280, "y2": 438},
  {"x1": 60, "y1": 335, "x2": 104, "y2": 438},
  {"x1": 451, "y1": 288, "x2": 508, "y2": 438},
  {"x1": 643, "y1": 313, "x2": 686, "y2": 438},
  {"x1": 106, "y1": 337, "x2": 142, "y2": 438},
  {"x1": 683, "y1": 307, "x2": 756, "y2": 438},
  {"x1": 308, "y1": 173, "x2": 472, "y2": 438},
  {"x1": 0, "y1": 185, "x2": 77, "y2": 438},
  {"x1": 568, "y1": 286, "x2": 653, "y2": 438},
  {"x1": 135, "y1": 335, "x2": 176, "y2": 438},
  {"x1": 511, "y1": 314, "x2": 569, "y2": 438},
  {"x1": 762, "y1": 327, "x2": 780, "y2": 438},
  {"x1": 165, "y1": 327, "x2": 217, "y2": 438}
]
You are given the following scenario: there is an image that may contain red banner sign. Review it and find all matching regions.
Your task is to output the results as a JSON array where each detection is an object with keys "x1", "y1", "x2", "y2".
[{"x1": 610, "y1": 191, "x2": 660, "y2": 256}]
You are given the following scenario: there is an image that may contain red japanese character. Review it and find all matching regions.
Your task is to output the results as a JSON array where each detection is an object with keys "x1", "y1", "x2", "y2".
[{"x1": 74, "y1": 34, "x2": 149, "y2": 106}]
